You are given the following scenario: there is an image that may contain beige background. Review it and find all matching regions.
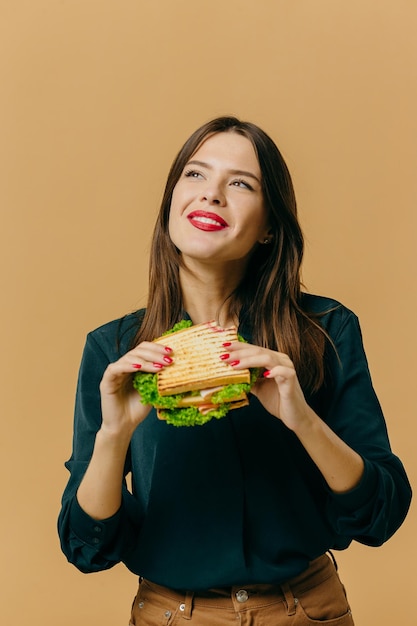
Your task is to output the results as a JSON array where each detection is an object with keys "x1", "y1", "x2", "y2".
[{"x1": 1, "y1": 1, "x2": 416, "y2": 624}]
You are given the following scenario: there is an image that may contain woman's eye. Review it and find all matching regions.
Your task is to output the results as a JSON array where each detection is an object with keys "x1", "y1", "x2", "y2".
[
  {"x1": 232, "y1": 179, "x2": 253, "y2": 190},
  {"x1": 184, "y1": 170, "x2": 203, "y2": 179}
]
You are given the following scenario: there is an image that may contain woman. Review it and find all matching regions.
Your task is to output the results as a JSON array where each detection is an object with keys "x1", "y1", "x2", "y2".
[{"x1": 58, "y1": 116, "x2": 411, "y2": 625}]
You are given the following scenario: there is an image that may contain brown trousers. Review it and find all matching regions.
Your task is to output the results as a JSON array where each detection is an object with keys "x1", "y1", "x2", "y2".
[{"x1": 129, "y1": 554, "x2": 354, "y2": 625}]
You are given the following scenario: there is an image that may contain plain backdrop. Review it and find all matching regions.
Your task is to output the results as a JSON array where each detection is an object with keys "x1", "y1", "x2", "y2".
[{"x1": 1, "y1": 1, "x2": 416, "y2": 624}]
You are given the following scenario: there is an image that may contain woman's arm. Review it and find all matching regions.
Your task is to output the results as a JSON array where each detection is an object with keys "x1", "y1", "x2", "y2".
[
  {"x1": 289, "y1": 408, "x2": 365, "y2": 494},
  {"x1": 76, "y1": 340, "x2": 174, "y2": 520},
  {"x1": 260, "y1": 359, "x2": 365, "y2": 493},
  {"x1": 223, "y1": 344, "x2": 364, "y2": 493},
  {"x1": 59, "y1": 326, "x2": 176, "y2": 572},
  {"x1": 223, "y1": 305, "x2": 411, "y2": 546}
]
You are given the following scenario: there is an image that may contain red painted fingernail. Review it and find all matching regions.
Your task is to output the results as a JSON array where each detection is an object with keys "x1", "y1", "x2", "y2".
[
  {"x1": 263, "y1": 370, "x2": 271, "y2": 378},
  {"x1": 163, "y1": 356, "x2": 173, "y2": 364},
  {"x1": 165, "y1": 346, "x2": 172, "y2": 353},
  {"x1": 220, "y1": 353, "x2": 230, "y2": 360},
  {"x1": 230, "y1": 360, "x2": 240, "y2": 366},
  {"x1": 132, "y1": 363, "x2": 142, "y2": 369},
  {"x1": 222, "y1": 342, "x2": 232, "y2": 347},
  {"x1": 153, "y1": 362, "x2": 163, "y2": 369}
]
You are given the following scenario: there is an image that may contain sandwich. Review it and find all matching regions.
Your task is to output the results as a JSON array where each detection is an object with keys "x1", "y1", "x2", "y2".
[{"x1": 133, "y1": 320, "x2": 258, "y2": 426}]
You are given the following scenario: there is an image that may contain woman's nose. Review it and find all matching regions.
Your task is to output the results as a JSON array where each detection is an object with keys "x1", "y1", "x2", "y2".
[{"x1": 201, "y1": 184, "x2": 226, "y2": 206}]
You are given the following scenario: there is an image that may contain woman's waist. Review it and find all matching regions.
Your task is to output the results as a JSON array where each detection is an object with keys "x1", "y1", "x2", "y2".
[{"x1": 140, "y1": 553, "x2": 336, "y2": 605}]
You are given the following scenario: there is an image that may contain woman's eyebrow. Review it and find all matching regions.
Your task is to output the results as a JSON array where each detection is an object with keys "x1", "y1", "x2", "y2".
[{"x1": 186, "y1": 160, "x2": 261, "y2": 184}]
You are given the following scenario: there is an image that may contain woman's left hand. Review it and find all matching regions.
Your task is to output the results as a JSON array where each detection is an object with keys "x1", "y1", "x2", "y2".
[{"x1": 221, "y1": 342, "x2": 314, "y2": 433}]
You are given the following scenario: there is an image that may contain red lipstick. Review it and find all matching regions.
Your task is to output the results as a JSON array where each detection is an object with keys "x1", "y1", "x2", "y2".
[{"x1": 187, "y1": 210, "x2": 228, "y2": 231}]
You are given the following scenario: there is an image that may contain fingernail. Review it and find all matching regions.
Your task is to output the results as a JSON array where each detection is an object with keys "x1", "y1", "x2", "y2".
[
  {"x1": 230, "y1": 360, "x2": 240, "y2": 366},
  {"x1": 153, "y1": 362, "x2": 163, "y2": 369},
  {"x1": 132, "y1": 363, "x2": 142, "y2": 369},
  {"x1": 222, "y1": 342, "x2": 232, "y2": 347},
  {"x1": 163, "y1": 356, "x2": 173, "y2": 364},
  {"x1": 220, "y1": 353, "x2": 229, "y2": 360},
  {"x1": 263, "y1": 370, "x2": 271, "y2": 378},
  {"x1": 164, "y1": 346, "x2": 172, "y2": 353}
]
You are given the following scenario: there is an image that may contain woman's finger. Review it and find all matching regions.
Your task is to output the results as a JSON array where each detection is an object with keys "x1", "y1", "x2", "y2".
[
  {"x1": 262, "y1": 364, "x2": 298, "y2": 384},
  {"x1": 100, "y1": 343, "x2": 174, "y2": 395},
  {"x1": 126, "y1": 341, "x2": 174, "y2": 370},
  {"x1": 219, "y1": 342, "x2": 293, "y2": 372}
]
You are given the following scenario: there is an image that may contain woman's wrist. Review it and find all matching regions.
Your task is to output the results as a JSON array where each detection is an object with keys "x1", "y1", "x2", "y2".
[
  {"x1": 96, "y1": 423, "x2": 134, "y2": 453},
  {"x1": 288, "y1": 404, "x2": 318, "y2": 437}
]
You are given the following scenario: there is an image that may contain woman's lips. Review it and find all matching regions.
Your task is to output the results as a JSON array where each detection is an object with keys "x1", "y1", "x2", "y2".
[{"x1": 187, "y1": 210, "x2": 228, "y2": 231}]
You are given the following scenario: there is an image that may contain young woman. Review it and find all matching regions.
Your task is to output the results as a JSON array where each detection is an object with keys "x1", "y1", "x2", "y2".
[{"x1": 58, "y1": 116, "x2": 411, "y2": 625}]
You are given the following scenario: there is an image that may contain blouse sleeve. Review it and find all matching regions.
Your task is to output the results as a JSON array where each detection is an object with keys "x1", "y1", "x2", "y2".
[
  {"x1": 322, "y1": 308, "x2": 411, "y2": 546},
  {"x1": 57, "y1": 331, "x2": 144, "y2": 573}
]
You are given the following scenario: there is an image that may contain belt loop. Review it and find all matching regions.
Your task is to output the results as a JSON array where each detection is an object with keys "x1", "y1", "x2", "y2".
[
  {"x1": 281, "y1": 582, "x2": 297, "y2": 616},
  {"x1": 182, "y1": 590, "x2": 194, "y2": 619}
]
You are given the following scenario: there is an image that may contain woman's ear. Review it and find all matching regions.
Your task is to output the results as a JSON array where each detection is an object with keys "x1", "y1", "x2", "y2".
[{"x1": 259, "y1": 228, "x2": 274, "y2": 245}]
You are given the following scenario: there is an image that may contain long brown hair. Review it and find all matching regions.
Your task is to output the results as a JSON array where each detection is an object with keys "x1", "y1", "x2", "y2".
[{"x1": 133, "y1": 116, "x2": 328, "y2": 392}]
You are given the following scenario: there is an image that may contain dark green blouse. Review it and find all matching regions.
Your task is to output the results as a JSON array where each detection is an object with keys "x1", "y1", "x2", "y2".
[{"x1": 58, "y1": 295, "x2": 411, "y2": 589}]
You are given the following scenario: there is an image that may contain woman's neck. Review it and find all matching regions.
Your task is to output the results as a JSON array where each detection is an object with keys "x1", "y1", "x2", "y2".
[{"x1": 179, "y1": 261, "x2": 244, "y2": 327}]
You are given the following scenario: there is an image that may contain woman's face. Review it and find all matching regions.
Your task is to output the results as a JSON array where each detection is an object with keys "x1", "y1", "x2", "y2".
[{"x1": 169, "y1": 132, "x2": 271, "y2": 268}]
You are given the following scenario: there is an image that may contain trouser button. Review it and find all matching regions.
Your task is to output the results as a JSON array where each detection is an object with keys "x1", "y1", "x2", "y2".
[{"x1": 236, "y1": 589, "x2": 249, "y2": 603}]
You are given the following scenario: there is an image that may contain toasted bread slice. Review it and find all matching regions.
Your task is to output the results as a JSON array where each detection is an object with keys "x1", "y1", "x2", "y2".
[{"x1": 154, "y1": 321, "x2": 250, "y2": 396}]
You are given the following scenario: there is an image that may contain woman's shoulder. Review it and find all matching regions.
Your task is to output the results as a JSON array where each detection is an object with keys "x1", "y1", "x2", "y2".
[
  {"x1": 87, "y1": 309, "x2": 145, "y2": 357},
  {"x1": 301, "y1": 293, "x2": 359, "y2": 337},
  {"x1": 301, "y1": 292, "x2": 347, "y2": 312}
]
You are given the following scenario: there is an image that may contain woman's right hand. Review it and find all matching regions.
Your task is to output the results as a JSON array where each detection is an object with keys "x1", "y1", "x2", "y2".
[{"x1": 99, "y1": 341, "x2": 174, "y2": 437}]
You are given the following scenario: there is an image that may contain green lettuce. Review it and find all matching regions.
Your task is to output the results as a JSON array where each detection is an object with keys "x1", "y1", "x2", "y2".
[
  {"x1": 132, "y1": 372, "x2": 183, "y2": 409},
  {"x1": 157, "y1": 403, "x2": 231, "y2": 427},
  {"x1": 132, "y1": 371, "x2": 253, "y2": 424},
  {"x1": 162, "y1": 319, "x2": 193, "y2": 335}
]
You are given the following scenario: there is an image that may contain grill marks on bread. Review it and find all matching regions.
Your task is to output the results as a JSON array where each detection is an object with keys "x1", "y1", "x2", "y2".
[{"x1": 153, "y1": 321, "x2": 251, "y2": 396}]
